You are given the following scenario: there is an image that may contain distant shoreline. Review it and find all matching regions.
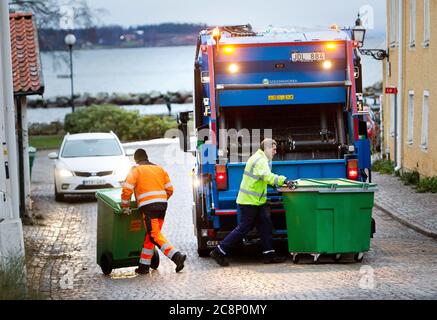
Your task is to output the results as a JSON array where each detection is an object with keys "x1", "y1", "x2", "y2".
[
  {"x1": 27, "y1": 91, "x2": 193, "y2": 109},
  {"x1": 40, "y1": 43, "x2": 196, "y2": 53}
]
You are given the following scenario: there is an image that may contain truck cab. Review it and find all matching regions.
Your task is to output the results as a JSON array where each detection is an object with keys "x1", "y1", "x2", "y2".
[{"x1": 179, "y1": 25, "x2": 372, "y2": 257}]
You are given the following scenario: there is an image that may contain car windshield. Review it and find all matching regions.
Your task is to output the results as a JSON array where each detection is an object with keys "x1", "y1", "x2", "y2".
[{"x1": 61, "y1": 139, "x2": 123, "y2": 158}]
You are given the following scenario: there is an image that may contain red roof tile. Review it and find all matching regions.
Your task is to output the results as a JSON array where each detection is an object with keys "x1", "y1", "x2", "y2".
[{"x1": 9, "y1": 12, "x2": 44, "y2": 96}]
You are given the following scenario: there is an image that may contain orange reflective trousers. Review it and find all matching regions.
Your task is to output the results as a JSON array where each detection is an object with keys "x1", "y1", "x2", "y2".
[{"x1": 139, "y1": 208, "x2": 178, "y2": 266}]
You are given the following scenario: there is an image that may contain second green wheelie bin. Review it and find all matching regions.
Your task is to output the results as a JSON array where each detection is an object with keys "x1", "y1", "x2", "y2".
[
  {"x1": 279, "y1": 179, "x2": 377, "y2": 262},
  {"x1": 29, "y1": 147, "x2": 36, "y2": 177},
  {"x1": 96, "y1": 188, "x2": 159, "y2": 275}
]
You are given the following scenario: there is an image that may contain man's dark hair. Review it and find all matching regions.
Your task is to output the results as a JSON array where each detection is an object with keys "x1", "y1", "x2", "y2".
[{"x1": 134, "y1": 149, "x2": 148, "y2": 162}]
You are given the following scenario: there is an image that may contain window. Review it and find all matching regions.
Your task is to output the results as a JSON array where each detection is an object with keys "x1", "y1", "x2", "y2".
[
  {"x1": 390, "y1": 0, "x2": 399, "y2": 47},
  {"x1": 421, "y1": 91, "x2": 429, "y2": 150},
  {"x1": 407, "y1": 91, "x2": 414, "y2": 145},
  {"x1": 424, "y1": 0, "x2": 430, "y2": 47},
  {"x1": 390, "y1": 94, "x2": 396, "y2": 137},
  {"x1": 410, "y1": 0, "x2": 417, "y2": 48},
  {"x1": 61, "y1": 139, "x2": 123, "y2": 158}
]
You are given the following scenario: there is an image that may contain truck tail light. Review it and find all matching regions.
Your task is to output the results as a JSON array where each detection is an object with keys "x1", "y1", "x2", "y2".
[
  {"x1": 215, "y1": 164, "x2": 228, "y2": 190},
  {"x1": 201, "y1": 229, "x2": 216, "y2": 238},
  {"x1": 347, "y1": 159, "x2": 359, "y2": 180}
]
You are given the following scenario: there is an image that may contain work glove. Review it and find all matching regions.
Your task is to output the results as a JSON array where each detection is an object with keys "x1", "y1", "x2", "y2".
[
  {"x1": 284, "y1": 180, "x2": 297, "y2": 190},
  {"x1": 122, "y1": 207, "x2": 132, "y2": 216}
]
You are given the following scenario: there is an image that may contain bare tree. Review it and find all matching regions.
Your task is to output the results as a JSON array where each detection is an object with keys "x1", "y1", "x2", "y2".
[
  {"x1": 9, "y1": 0, "x2": 106, "y2": 29},
  {"x1": 9, "y1": 0, "x2": 107, "y2": 70}
]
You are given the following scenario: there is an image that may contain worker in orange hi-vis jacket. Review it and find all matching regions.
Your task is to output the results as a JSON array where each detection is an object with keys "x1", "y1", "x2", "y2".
[{"x1": 121, "y1": 148, "x2": 186, "y2": 275}]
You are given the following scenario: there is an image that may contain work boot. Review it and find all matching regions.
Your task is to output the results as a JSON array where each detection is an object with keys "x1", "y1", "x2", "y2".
[
  {"x1": 171, "y1": 252, "x2": 187, "y2": 273},
  {"x1": 135, "y1": 264, "x2": 150, "y2": 275},
  {"x1": 263, "y1": 252, "x2": 287, "y2": 264},
  {"x1": 210, "y1": 248, "x2": 229, "y2": 267}
]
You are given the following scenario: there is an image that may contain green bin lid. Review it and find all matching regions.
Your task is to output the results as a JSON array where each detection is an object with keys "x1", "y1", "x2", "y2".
[
  {"x1": 95, "y1": 188, "x2": 136, "y2": 214},
  {"x1": 279, "y1": 178, "x2": 377, "y2": 193}
]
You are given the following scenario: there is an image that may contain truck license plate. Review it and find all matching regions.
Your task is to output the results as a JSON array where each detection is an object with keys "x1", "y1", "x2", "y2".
[{"x1": 291, "y1": 52, "x2": 326, "y2": 62}]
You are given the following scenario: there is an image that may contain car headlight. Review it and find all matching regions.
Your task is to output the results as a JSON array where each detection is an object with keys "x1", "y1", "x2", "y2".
[{"x1": 57, "y1": 168, "x2": 74, "y2": 178}]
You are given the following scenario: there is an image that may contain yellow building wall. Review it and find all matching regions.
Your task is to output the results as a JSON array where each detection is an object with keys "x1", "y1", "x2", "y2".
[{"x1": 383, "y1": 0, "x2": 437, "y2": 177}]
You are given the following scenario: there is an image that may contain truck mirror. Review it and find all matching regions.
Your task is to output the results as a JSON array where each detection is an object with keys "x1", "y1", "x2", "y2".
[{"x1": 178, "y1": 111, "x2": 193, "y2": 152}]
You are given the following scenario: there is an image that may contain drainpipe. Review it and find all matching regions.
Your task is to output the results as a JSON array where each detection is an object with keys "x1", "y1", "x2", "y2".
[{"x1": 395, "y1": 0, "x2": 404, "y2": 172}]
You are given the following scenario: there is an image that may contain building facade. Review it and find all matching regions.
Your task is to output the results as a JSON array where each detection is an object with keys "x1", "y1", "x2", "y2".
[
  {"x1": 9, "y1": 12, "x2": 45, "y2": 216},
  {"x1": 384, "y1": 0, "x2": 436, "y2": 177}
]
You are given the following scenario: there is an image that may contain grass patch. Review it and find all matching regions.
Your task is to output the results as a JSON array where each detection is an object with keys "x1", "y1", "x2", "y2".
[
  {"x1": 371, "y1": 159, "x2": 395, "y2": 174},
  {"x1": 0, "y1": 255, "x2": 46, "y2": 300},
  {"x1": 400, "y1": 170, "x2": 420, "y2": 186},
  {"x1": 417, "y1": 177, "x2": 437, "y2": 193},
  {"x1": 29, "y1": 135, "x2": 63, "y2": 150}
]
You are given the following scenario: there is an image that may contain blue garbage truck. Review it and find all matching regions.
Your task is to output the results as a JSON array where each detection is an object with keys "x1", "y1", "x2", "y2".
[{"x1": 178, "y1": 25, "x2": 374, "y2": 257}]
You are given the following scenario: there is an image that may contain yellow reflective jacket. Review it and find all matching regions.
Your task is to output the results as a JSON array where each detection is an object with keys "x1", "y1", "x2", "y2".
[{"x1": 236, "y1": 149, "x2": 286, "y2": 206}]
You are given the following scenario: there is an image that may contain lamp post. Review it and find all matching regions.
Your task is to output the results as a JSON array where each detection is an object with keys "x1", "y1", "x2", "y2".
[
  {"x1": 352, "y1": 13, "x2": 389, "y2": 61},
  {"x1": 64, "y1": 33, "x2": 76, "y2": 112}
]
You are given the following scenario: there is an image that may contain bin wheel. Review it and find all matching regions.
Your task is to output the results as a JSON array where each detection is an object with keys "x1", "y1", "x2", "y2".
[
  {"x1": 313, "y1": 254, "x2": 321, "y2": 264},
  {"x1": 334, "y1": 254, "x2": 342, "y2": 262},
  {"x1": 354, "y1": 252, "x2": 364, "y2": 263},
  {"x1": 100, "y1": 252, "x2": 113, "y2": 275},
  {"x1": 293, "y1": 254, "x2": 300, "y2": 264},
  {"x1": 150, "y1": 248, "x2": 160, "y2": 270}
]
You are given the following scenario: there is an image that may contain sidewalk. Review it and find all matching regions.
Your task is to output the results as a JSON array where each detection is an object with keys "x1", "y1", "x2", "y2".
[{"x1": 373, "y1": 172, "x2": 437, "y2": 239}]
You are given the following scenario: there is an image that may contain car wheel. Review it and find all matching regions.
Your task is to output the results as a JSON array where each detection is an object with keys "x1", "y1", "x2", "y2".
[{"x1": 54, "y1": 181, "x2": 64, "y2": 202}]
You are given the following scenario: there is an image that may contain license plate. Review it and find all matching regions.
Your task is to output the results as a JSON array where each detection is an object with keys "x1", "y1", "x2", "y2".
[
  {"x1": 83, "y1": 180, "x2": 104, "y2": 186},
  {"x1": 291, "y1": 52, "x2": 326, "y2": 62}
]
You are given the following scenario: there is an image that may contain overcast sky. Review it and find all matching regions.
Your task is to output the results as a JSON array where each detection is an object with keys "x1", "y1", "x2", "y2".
[{"x1": 86, "y1": 0, "x2": 386, "y2": 33}]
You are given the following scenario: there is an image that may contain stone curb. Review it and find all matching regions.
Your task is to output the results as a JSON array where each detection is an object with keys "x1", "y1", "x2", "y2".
[{"x1": 374, "y1": 201, "x2": 437, "y2": 239}]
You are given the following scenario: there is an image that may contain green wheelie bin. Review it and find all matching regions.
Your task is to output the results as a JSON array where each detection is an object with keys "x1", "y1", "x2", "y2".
[
  {"x1": 29, "y1": 147, "x2": 36, "y2": 178},
  {"x1": 96, "y1": 188, "x2": 159, "y2": 275},
  {"x1": 279, "y1": 179, "x2": 377, "y2": 263}
]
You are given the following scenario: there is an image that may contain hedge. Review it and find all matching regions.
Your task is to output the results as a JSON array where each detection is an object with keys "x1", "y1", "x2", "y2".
[{"x1": 64, "y1": 105, "x2": 178, "y2": 141}]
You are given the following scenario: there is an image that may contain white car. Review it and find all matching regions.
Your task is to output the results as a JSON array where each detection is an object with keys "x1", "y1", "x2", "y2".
[{"x1": 48, "y1": 132, "x2": 134, "y2": 201}]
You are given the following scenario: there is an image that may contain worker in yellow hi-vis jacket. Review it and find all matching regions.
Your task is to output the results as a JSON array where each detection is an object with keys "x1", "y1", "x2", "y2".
[{"x1": 210, "y1": 139, "x2": 296, "y2": 267}]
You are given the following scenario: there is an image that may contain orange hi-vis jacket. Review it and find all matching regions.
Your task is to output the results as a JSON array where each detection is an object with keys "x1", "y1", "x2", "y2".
[{"x1": 121, "y1": 162, "x2": 173, "y2": 209}]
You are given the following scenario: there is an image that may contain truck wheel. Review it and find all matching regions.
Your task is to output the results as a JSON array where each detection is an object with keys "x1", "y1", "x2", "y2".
[
  {"x1": 100, "y1": 252, "x2": 113, "y2": 275},
  {"x1": 198, "y1": 248, "x2": 211, "y2": 258},
  {"x1": 150, "y1": 248, "x2": 160, "y2": 270}
]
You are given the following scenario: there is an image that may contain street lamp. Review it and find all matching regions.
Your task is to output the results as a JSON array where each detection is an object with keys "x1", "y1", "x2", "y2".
[
  {"x1": 64, "y1": 33, "x2": 76, "y2": 112},
  {"x1": 352, "y1": 14, "x2": 366, "y2": 47},
  {"x1": 352, "y1": 13, "x2": 389, "y2": 61}
]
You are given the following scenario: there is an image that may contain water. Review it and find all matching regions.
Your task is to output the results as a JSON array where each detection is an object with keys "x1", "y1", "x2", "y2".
[
  {"x1": 40, "y1": 46, "x2": 196, "y2": 98},
  {"x1": 32, "y1": 38, "x2": 386, "y2": 124}
]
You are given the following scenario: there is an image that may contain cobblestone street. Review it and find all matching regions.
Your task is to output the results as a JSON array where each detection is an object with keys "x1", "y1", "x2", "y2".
[{"x1": 23, "y1": 141, "x2": 437, "y2": 300}]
